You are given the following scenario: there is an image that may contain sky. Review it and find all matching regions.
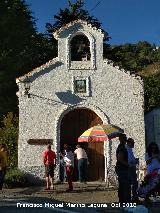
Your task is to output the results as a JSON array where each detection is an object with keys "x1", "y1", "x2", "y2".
[{"x1": 25, "y1": 0, "x2": 160, "y2": 45}]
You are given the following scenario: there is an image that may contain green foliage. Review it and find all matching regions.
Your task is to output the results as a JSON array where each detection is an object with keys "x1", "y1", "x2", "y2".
[
  {"x1": 0, "y1": 112, "x2": 18, "y2": 168},
  {"x1": 144, "y1": 73, "x2": 160, "y2": 111},
  {"x1": 45, "y1": 0, "x2": 110, "y2": 42},
  {"x1": 4, "y1": 168, "x2": 27, "y2": 188},
  {"x1": 105, "y1": 41, "x2": 158, "y2": 73},
  {"x1": 0, "y1": 0, "x2": 57, "y2": 119}
]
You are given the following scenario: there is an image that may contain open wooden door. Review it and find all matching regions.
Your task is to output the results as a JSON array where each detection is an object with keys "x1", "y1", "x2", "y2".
[{"x1": 60, "y1": 108, "x2": 104, "y2": 181}]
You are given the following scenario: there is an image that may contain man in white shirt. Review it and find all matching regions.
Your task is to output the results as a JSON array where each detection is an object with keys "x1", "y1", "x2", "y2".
[
  {"x1": 74, "y1": 144, "x2": 88, "y2": 183},
  {"x1": 126, "y1": 138, "x2": 139, "y2": 202}
]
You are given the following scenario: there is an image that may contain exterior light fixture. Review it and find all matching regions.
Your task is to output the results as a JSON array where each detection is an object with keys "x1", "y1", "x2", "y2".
[{"x1": 23, "y1": 77, "x2": 31, "y2": 98}]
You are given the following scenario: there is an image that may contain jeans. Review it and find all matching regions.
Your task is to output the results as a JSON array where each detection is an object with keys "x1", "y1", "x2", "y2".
[
  {"x1": 128, "y1": 166, "x2": 138, "y2": 200},
  {"x1": 78, "y1": 158, "x2": 87, "y2": 182},
  {"x1": 116, "y1": 170, "x2": 131, "y2": 205}
]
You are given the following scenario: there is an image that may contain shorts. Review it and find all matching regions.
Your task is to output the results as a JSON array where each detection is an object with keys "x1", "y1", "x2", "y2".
[{"x1": 45, "y1": 164, "x2": 55, "y2": 177}]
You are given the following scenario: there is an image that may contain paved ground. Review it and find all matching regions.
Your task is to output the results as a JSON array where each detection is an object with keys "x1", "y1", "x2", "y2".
[{"x1": 0, "y1": 182, "x2": 160, "y2": 213}]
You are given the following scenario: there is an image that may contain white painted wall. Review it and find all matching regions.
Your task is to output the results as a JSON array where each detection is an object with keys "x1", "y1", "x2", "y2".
[{"x1": 16, "y1": 20, "x2": 145, "y2": 182}]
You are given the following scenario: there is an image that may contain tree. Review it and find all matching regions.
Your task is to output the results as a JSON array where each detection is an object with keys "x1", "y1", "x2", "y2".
[
  {"x1": 144, "y1": 73, "x2": 160, "y2": 111},
  {"x1": 105, "y1": 41, "x2": 160, "y2": 73},
  {"x1": 0, "y1": 0, "x2": 35, "y2": 118},
  {"x1": 0, "y1": 0, "x2": 57, "y2": 119},
  {"x1": 45, "y1": 0, "x2": 110, "y2": 42}
]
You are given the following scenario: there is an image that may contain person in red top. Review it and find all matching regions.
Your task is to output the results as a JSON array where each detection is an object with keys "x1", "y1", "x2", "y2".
[{"x1": 43, "y1": 144, "x2": 56, "y2": 190}]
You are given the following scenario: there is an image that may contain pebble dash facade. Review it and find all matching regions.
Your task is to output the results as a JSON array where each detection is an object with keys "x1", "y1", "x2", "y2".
[{"x1": 16, "y1": 20, "x2": 145, "y2": 183}]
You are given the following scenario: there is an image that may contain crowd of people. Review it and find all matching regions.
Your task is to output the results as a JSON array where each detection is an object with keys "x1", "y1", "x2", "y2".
[
  {"x1": 138, "y1": 142, "x2": 160, "y2": 203},
  {"x1": 115, "y1": 133, "x2": 160, "y2": 206},
  {"x1": 43, "y1": 136, "x2": 160, "y2": 201},
  {"x1": 0, "y1": 135, "x2": 160, "y2": 206},
  {"x1": 43, "y1": 143, "x2": 88, "y2": 191}
]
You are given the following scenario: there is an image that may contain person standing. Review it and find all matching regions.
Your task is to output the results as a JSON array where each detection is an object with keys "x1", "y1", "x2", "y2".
[
  {"x1": 126, "y1": 138, "x2": 139, "y2": 202},
  {"x1": 63, "y1": 144, "x2": 74, "y2": 192},
  {"x1": 145, "y1": 142, "x2": 160, "y2": 174},
  {"x1": 0, "y1": 144, "x2": 8, "y2": 190},
  {"x1": 59, "y1": 149, "x2": 65, "y2": 182},
  {"x1": 115, "y1": 133, "x2": 131, "y2": 206},
  {"x1": 74, "y1": 144, "x2": 88, "y2": 183},
  {"x1": 43, "y1": 144, "x2": 56, "y2": 190},
  {"x1": 144, "y1": 142, "x2": 160, "y2": 203}
]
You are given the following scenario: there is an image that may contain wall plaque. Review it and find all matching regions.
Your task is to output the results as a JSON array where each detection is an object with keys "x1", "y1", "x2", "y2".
[
  {"x1": 72, "y1": 76, "x2": 90, "y2": 96},
  {"x1": 27, "y1": 139, "x2": 53, "y2": 145}
]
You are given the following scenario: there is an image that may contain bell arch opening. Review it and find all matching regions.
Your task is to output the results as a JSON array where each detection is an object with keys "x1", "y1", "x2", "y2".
[{"x1": 70, "y1": 34, "x2": 91, "y2": 61}]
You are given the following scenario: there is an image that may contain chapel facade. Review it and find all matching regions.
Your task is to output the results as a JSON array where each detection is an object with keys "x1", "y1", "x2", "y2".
[{"x1": 16, "y1": 20, "x2": 145, "y2": 182}]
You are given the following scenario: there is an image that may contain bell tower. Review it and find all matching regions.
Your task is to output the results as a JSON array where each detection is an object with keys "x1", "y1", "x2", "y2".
[{"x1": 53, "y1": 20, "x2": 104, "y2": 70}]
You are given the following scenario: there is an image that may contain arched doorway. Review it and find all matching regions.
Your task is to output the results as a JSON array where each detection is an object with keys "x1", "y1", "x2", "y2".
[{"x1": 60, "y1": 108, "x2": 105, "y2": 181}]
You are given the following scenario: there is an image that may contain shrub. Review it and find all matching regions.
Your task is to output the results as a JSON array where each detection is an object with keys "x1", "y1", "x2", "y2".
[
  {"x1": 0, "y1": 112, "x2": 18, "y2": 168},
  {"x1": 4, "y1": 168, "x2": 27, "y2": 188}
]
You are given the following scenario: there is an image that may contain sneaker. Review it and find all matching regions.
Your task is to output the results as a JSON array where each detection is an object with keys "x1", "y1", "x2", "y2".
[
  {"x1": 45, "y1": 187, "x2": 50, "y2": 190},
  {"x1": 65, "y1": 188, "x2": 73, "y2": 192},
  {"x1": 50, "y1": 185, "x2": 54, "y2": 190}
]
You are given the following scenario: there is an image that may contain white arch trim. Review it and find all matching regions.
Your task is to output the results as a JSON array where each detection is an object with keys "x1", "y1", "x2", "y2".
[{"x1": 54, "y1": 103, "x2": 109, "y2": 182}]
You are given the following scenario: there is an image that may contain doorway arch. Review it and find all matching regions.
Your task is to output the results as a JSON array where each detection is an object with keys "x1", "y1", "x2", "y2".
[{"x1": 60, "y1": 108, "x2": 105, "y2": 181}]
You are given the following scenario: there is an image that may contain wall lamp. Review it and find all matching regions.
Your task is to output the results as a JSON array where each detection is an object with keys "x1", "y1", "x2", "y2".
[{"x1": 23, "y1": 77, "x2": 31, "y2": 98}]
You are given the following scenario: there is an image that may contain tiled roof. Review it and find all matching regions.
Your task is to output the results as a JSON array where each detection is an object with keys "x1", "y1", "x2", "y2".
[
  {"x1": 16, "y1": 57, "x2": 58, "y2": 82},
  {"x1": 53, "y1": 19, "x2": 104, "y2": 39}
]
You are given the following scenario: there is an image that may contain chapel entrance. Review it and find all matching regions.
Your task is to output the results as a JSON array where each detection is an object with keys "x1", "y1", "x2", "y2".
[{"x1": 60, "y1": 108, "x2": 105, "y2": 181}]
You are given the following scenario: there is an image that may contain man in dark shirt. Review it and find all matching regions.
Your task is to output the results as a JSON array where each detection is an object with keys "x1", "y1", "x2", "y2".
[{"x1": 115, "y1": 133, "x2": 131, "y2": 206}]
